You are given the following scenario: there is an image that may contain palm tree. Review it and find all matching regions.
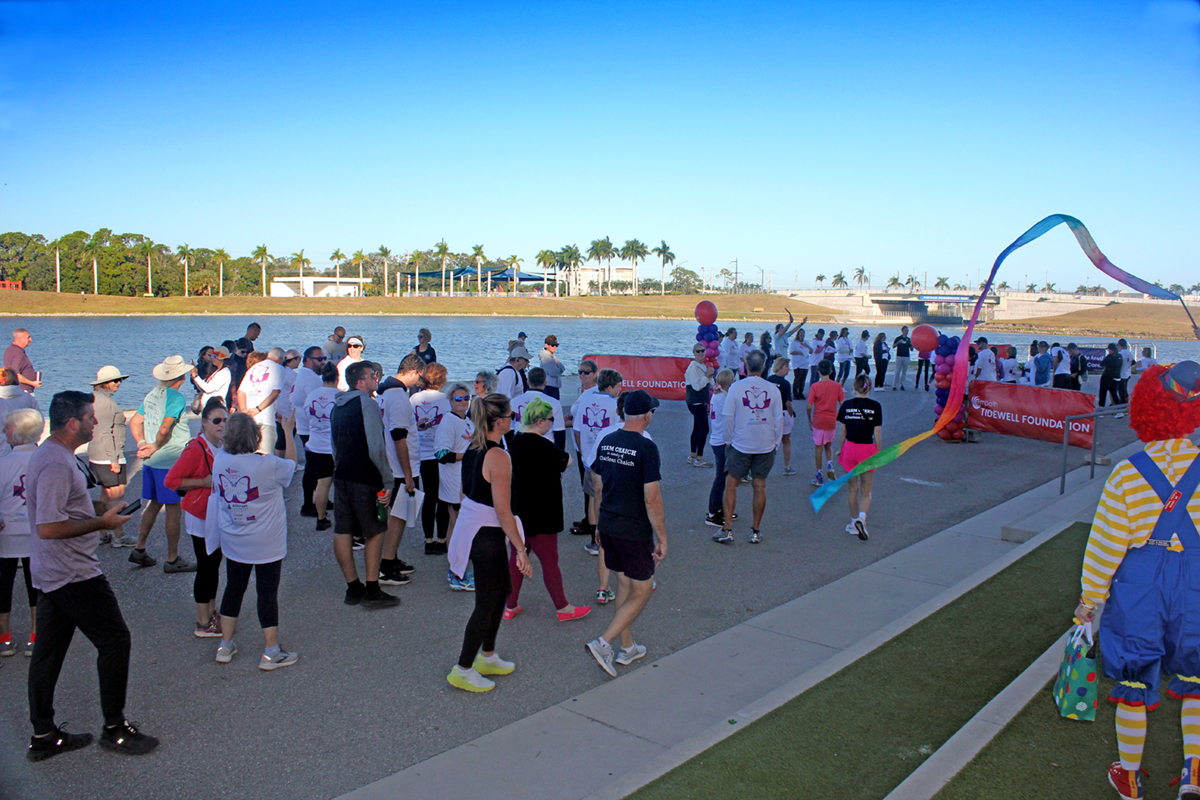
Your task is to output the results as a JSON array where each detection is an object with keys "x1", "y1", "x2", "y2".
[
  {"x1": 996, "y1": 281, "x2": 1010, "y2": 292},
  {"x1": 1190, "y1": 283, "x2": 1200, "y2": 296},
  {"x1": 470, "y1": 245, "x2": 486, "y2": 294},
  {"x1": 214, "y1": 248, "x2": 230, "y2": 297},
  {"x1": 934, "y1": 276, "x2": 950, "y2": 289},
  {"x1": 651, "y1": 240, "x2": 675, "y2": 296},
  {"x1": 560, "y1": 244, "x2": 582, "y2": 297},
  {"x1": 177, "y1": 243, "x2": 193, "y2": 296},
  {"x1": 252, "y1": 245, "x2": 270, "y2": 297},
  {"x1": 621, "y1": 239, "x2": 648, "y2": 296},
  {"x1": 330, "y1": 248, "x2": 345, "y2": 294},
  {"x1": 954, "y1": 283, "x2": 967, "y2": 291},
  {"x1": 1169, "y1": 283, "x2": 1186, "y2": 296},
  {"x1": 853, "y1": 266, "x2": 867, "y2": 289},
  {"x1": 907, "y1": 275, "x2": 920, "y2": 291},
  {"x1": 82, "y1": 235, "x2": 104, "y2": 294},
  {"x1": 433, "y1": 240, "x2": 451, "y2": 295},
  {"x1": 1025, "y1": 282, "x2": 1038, "y2": 293},
  {"x1": 1076, "y1": 284, "x2": 1089, "y2": 294},
  {"x1": 351, "y1": 249, "x2": 367, "y2": 295},
  {"x1": 1043, "y1": 282, "x2": 1056, "y2": 293},
  {"x1": 377, "y1": 246, "x2": 391, "y2": 296},
  {"x1": 832, "y1": 271, "x2": 848, "y2": 289},
  {"x1": 815, "y1": 274, "x2": 826, "y2": 289},
  {"x1": 587, "y1": 238, "x2": 613, "y2": 295},
  {"x1": 137, "y1": 240, "x2": 155, "y2": 295},
  {"x1": 290, "y1": 249, "x2": 311, "y2": 296},
  {"x1": 506, "y1": 254, "x2": 523, "y2": 295},
  {"x1": 886, "y1": 275, "x2": 903, "y2": 291}
]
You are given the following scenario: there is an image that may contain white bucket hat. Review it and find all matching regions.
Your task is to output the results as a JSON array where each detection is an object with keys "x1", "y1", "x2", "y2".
[
  {"x1": 90, "y1": 365, "x2": 129, "y2": 385},
  {"x1": 152, "y1": 355, "x2": 192, "y2": 382}
]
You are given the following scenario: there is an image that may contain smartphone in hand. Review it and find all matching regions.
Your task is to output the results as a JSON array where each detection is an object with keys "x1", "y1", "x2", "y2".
[{"x1": 117, "y1": 499, "x2": 142, "y2": 516}]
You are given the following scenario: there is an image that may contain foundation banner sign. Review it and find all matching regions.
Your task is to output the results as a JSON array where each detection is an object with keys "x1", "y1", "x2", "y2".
[
  {"x1": 583, "y1": 355, "x2": 692, "y2": 401},
  {"x1": 967, "y1": 380, "x2": 1096, "y2": 448}
]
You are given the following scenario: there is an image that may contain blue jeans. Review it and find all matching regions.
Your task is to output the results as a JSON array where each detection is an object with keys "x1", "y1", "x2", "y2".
[{"x1": 708, "y1": 444, "x2": 726, "y2": 515}]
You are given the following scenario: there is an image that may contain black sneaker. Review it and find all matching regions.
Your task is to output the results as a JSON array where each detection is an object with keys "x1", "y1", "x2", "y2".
[
  {"x1": 27, "y1": 725, "x2": 93, "y2": 762},
  {"x1": 378, "y1": 563, "x2": 411, "y2": 586},
  {"x1": 98, "y1": 720, "x2": 158, "y2": 756},
  {"x1": 425, "y1": 541, "x2": 448, "y2": 555},
  {"x1": 396, "y1": 559, "x2": 416, "y2": 575},
  {"x1": 344, "y1": 583, "x2": 365, "y2": 606},
  {"x1": 570, "y1": 518, "x2": 594, "y2": 536},
  {"x1": 300, "y1": 504, "x2": 318, "y2": 518},
  {"x1": 705, "y1": 513, "x2": 724, "y2": 528},
  {"x1": 362, "y1": 590, "x2": 401, "y2": 608},
  {"x1": 128, "y1": 549, "x2": 156, "y2": 567},
  {"x1": 351, "y1": 537, "x2": 365, "y2": 551},
  {"x1": 315, "y1": 518, "x2": 332, "y2": 531}
]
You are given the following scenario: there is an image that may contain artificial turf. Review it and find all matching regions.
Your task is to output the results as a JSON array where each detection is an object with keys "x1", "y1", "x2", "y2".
[{"x1": 629, "y1": 522, "x2": 1093, "y2": 800}]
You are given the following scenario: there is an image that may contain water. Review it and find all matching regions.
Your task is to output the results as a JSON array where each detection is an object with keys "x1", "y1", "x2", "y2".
[{"x1": 11, "y1": 315, "x2": 1200, "y2": 408}]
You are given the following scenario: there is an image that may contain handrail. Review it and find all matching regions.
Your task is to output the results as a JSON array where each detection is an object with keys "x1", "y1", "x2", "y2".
[{"x1": 1059, "y1": 404, "x2": 1128, "y2": 494}]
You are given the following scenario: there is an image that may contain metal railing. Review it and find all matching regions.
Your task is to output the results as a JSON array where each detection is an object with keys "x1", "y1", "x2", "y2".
[{"x1": 1059, "y1": 404, "x2": 1129, "y2": 494}]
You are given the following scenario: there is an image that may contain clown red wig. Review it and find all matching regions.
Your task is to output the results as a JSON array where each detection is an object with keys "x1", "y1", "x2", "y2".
[{"x1": 1129, "y1": 364, "x2": 1200, "y2": 442}]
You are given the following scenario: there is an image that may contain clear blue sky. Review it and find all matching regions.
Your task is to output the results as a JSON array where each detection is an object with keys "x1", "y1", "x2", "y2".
[{"x1": 2, "y1": 0, "x2": 1197, "y2": 290}]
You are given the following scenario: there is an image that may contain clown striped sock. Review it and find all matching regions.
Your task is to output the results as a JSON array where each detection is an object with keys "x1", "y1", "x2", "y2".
[
  {"x1": 1182, "y1": 698, "x2": 1200, "y2": 762},
  {"x1": 1116, "y1": 702, "x2": 1147, "y2": 771}
]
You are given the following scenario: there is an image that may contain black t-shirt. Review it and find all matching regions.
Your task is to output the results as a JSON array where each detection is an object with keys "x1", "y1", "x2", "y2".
[
  {"x1": 414, "y1": 345, "x2": 437, "y2": 366},
  {"x1": 837, "y1": 397, "x2": 883, "y2": 444},
  {"x1": 766, "y1": 375, "x2": 791, "y2": 409},
  {"x1": 894, "y1": 335, "x2": 912, "y2": 358},
  {"x1": 1101, "y1": 353, "x2": 1123, "y2": 380},
  {"x1": 510, "y1": 433, "x2": 570, "y2": 536},
  {"x1": 593, "y1": 429, "x2": 661, "y2": 541},
  {"x1": 463, "y1": 441, "x2": 502, "y2": 507}
]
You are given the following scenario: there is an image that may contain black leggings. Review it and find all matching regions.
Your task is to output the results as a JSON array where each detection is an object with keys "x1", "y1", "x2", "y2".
[
  {"x1": 874, "y1": 358, "x2": 888, "y2": 388},
  {"x1": 190, "y1": 535, "x2": 224, "y2": 605},
  {"x1": 457, "y1": 528, "x2": 511, "y2": 669},
  {"x1": 219, "y1": 559, "x2": 282, "y2": 629},
  {"x1": 687, "y1": 402, "x2": 708, "y2": 457},
  {"x1": 914, "y1": 359, "x2": 932, "y2": 388},
  {"x1": 1099, "y1": 375, "x2": 1122, "y2": 407},
  {"x1": 792, "y1": 368, "x2": 808, "y2": 399},
  {"x1": 302, "y1": 455, "x2": 318, "y2": 507},
  {"x1": 420, "y1": 459, "x2": 449, "y2": 541},
  {"x1": 0, "y1": 557, "x2": 36, "y2": 613}
]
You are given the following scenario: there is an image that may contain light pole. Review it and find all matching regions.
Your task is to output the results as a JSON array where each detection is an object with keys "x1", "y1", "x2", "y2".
[
  {"x1": 730, "y1": 259, "x2": 739, "y2": 294},
  {"x1": 754, "y1": 265, "x2": 764, "y2": 292}
]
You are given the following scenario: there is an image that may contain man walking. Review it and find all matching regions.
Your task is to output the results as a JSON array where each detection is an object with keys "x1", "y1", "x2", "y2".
[
  {"x1": 4, "y1": 328, "x2": 40, "y2": 394},
  {"x1": 128, "y1": 356, "x2": 194, "y2": 572},
  {"x1": 539, "y1": 336, "x2": 564, "y2": 399},
  {"x1": 718, "y1": 350, "x2": 782, "y2": 544},
  {"x1": 574, "y1": 368, "x2": 622, "y2": 556},
  {"x1": 330, "y1": 361, "x2": 400, "y2": 608},
  {"x1": 26, "y1": 391, "x2": 156, "y2": 761},
  {"x1": 585, "y1": 390, "x2": 666, "y2": 676},
  {"x1": 291, "y1": 346, "x2": 328, "y2": 516},
  {"x1": 892, "y1": 326, "x2": 912, "y2": 390},
  {"x1": 569, "y1": 359, "x2": 599, "y2": 538}
]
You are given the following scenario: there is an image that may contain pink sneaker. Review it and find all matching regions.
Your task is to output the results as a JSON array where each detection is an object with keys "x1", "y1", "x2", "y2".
[
  {"x1": 502, "y1": 605, "x2": 522, "y2": 620},
  {"x1": 556, "y1": 605, "x2": 592, "y2": 622}
]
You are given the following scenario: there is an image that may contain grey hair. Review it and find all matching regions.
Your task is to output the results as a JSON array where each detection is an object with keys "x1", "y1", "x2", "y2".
[
  {"x1": 444, "y1": 382, "x2": 471, "y2": 401},
  {"x1": 475, "y1": 370, "x2": 498, "y2": 393},
  {"x1": 744, "y1": 349, "x2": 767, "y2": 376},
  {"x1": 5, "y1": 408, "x2": 43, "y2": 445},
  {"x1": 267, "y1": 347, "x2": 286, "y2": 362}
]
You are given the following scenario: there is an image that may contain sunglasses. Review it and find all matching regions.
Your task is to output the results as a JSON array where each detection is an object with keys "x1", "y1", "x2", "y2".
[
  {"x1": 209, "y1": 417, "x2": 227, "y2": 424},
  {"x1": 311, "y1": 356, "x2": 327, "y2": 362},
  {"x1": 451, "y1": 395, "x2": 471, "y2": 402},
  {"x1": 287, "y1": 356, "x2": 300, "y2": 363},
  {"x1": 579, "y1": 369, "x2": 595, "y2": 375},
  {"x1": 348, "y1": 344, "x2": 363, "y2": 349}
]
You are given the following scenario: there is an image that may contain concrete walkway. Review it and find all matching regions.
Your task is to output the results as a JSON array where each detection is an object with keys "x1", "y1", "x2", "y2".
[{"x1": 339, "y1": 439, "x2": 1138, "y2": 800}]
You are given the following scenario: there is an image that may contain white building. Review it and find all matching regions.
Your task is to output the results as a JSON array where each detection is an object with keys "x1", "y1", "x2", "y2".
[{"x1": 269, "y1": 276, "x2": 373, "y2": 298}]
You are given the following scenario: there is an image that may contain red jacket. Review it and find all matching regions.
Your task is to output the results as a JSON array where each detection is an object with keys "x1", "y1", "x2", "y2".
[{"x1": 164, "y1": 436, "x2": 215, "y2": 520}]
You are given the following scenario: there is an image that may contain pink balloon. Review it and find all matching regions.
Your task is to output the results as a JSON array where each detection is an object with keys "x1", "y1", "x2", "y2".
[
  {"x1": 945, "y1": 354, "x2": 955, "y2": 367},
  {"x1": 935, "y1": 363, "x2": 951, "y2": 375},
  {"x1": 933, "y1": 354, "x2": 945, "y2": 366}
]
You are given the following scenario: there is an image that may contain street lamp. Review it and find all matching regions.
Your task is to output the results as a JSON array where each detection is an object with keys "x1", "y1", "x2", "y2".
[
  {"x1": 729, "y1": 259, "x2": 739, "y2": 294},
  {"x1": 754, "y1": 265, "x2": 764, "y2": 292}
]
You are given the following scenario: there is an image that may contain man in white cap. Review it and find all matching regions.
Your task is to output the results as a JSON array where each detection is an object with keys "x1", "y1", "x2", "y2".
[
  {"x1": 497, "y1": 346, "x2": 530, "y2": 400},
  {"x1": 128, "y1": 355, "x2": 195, "y2": 572},
  {"x1": 238, "y1": 347, "x2": 285, "y2": 454},
  {"x1": 87, "y1": 366, "x2": 132, "y2": 547},
  {"x1": 337, "y1": 336, "x2": 365, "y2": 391}
]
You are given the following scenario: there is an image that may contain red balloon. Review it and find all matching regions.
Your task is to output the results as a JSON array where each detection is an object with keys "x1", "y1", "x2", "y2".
[
  {"x1": 937, "y1": 429, "x2": 952, "y2": 441},
  {"x1": 695, "y1": 301, "x2": 718, "y2": 327},
  {"x1": 911, "y1": 325, "x2": 939, "y2": 352}
]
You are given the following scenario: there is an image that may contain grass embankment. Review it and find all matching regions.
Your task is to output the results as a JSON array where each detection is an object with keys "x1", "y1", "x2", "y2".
[
  {"x1": 631, "y1": 522, "x2": 1092, "y2": 800},
  {"x1": 0, "y1": 289, "x2": 837, "y2": 322},
  {"x1": 981, "y1": 302, "x2": 1200, "y2": 341}
]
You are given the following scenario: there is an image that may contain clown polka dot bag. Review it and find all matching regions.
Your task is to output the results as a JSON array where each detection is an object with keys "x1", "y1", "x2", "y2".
[{"x1": 1054, "y1": 623, "x2": 1099, "y2": 722}]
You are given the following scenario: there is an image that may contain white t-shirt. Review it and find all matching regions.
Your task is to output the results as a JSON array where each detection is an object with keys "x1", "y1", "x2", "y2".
[
  {"x1": 789, "y1": 339, "x2": 812, "y2": 370},
  {"x1": 1119, "y1": 348, "x2": 1134, "y2": 380},
  {"x1": 571, "y1": 387, "x2": 618, "y2": 465},
  {"x1": 739, "y1": 342, "x2": 753, "y2": 369},
  {"x1": 975, "y1": 348, "x2": 997, "y2": 382},
  {"x1": 301, "y1": 386, "x2": 338, "y2": 454},
  {"x1": 772, "y1": 332, "x2": 789, "y2": 359},
  {"x1": 0, "y1": 444, "x2": 35, "y2": 558},
  {"x1": 1051, "y1": 347, "x2": 1070, "y2": 376},
  {"x1": 496, "y1": 365, "x2": 524, "y2": 400},
  {"x1": 510, "y1": 390, "x2": 565, "y2": 442},
  {"x1": 336, "y1": 355, "x2": 361, "y2": 392},
  {"x1": 240, "y1": 360, "x2": 283, "y2": 426},
  {"x1": 999, "y1": 358, "x2": 1019, "y2": 383},
  {"x1": 193, "y1": 367, "x2": 231, "y2": 412},
  {"x1": 719, "y1": 338, "x2": 739, "y2": 372},
  {"x1": 212, "y1": 450, "x2": 296, "y2": 564},
  {"x1": 378, "y1": 385, "x2": 420, "y2": 479},
  {"x1": 723, "y1": 375, "x2": 783, "y2": 455},
  {"x1": 291, "y1": 367, "x2": 323, "y2": 436},
  {"x1": 708, "y1": 392, "x2": 729, "y2": 447},
  {"x1": 1137, "y1": 356, "x2": 1158, "y2": 373},
  {"x1": 585, "y1": 423, "x2": 652, "y2": 470},
  {"x1": 411, "y1": 389, "x2": 452, "y2": 462},
  {"x1": 275, "y1": 365, "x2": 297, "y2": 419},
  {"x1": 433, "y1": 412, "x2": 474, "y2": 504},
  {"x1": 854, "y1": 339, "x2": 869, "y2": 358},
  {"x1": 836, "y1": 337, "x2": 852, "y2": 363}
]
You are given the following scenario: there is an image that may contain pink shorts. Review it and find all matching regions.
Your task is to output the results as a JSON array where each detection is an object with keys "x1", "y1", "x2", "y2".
[
  {"x1": 812, "y1": 427, "x2": 835, "y2": 446},
  {"x1": 839, "y1": 441, "x2": 879, "y2": 472}
]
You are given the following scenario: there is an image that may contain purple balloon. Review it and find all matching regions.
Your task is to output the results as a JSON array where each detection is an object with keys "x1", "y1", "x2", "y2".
[
  {"x1": 945, "y1": 354, "x2": 955, "y2": 367},
  {"x1": 935, "y1": 363, "x2": 951, "y2": 375},
  {"x1": 696, "y1": 332, "x2": 706, "y2": 342},
  {"x1": 933, "y1": 354, "x2": 945, "y2": 365},
  {"x1": 934, "y1": 404, "x2": 944, "y2": 415}
]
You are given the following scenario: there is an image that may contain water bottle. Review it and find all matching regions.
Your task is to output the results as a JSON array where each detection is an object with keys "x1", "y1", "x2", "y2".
[{"x1": 376, "y1": 490, "x2": 389, "y2": 523}]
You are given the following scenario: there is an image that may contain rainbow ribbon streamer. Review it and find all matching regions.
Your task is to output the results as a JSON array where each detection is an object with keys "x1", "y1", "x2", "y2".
[{"x1": 811, "y1": 214, "x2": 1196, "y2": 513}]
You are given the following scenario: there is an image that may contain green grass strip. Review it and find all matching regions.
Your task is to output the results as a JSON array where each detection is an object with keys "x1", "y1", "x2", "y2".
[{"x1": 630, "y1": 522, "x2": 1092, "y2": 800}]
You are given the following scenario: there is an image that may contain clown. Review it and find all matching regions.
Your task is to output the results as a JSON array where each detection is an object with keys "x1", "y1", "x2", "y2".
[{"x1": 1075, "y1": 361, "x2": 1200, "y2": 800}]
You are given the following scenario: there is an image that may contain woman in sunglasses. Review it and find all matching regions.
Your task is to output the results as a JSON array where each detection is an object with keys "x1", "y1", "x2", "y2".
[
  {"x1": 191, "y1": 345, "x2": 232, "y2": 412},
  {"x1": 164, "y1": 398, "x2": 228, "y2": 638},
  {"x1": 434, "y1": 383, "x2": 474, "y2": 590}
]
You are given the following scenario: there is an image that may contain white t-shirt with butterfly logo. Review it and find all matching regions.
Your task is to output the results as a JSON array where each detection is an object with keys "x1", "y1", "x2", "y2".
[
  {"x1": 433, "y1": 411, "x2": 475, "y2": 504},
  {"x1": 510, "y1": 389, "x2": 565, "y2": 442},
  {"x1": 211, "y1": 450, "x2": 296, "y2": 564},
  {"x1": 571, "y1": 388, "x2": 618, "y2": 466},
  {"x1": 241, "y1": 360, "x2": 284, "y2": 426},
  {"x1": 301, "y1": 387, "x2": 338, "y2": 455},
  {"x1": 411, "y1": 389, "x2": 452, "y2": 462},
  {"x1": 724, "y1": 375, "x2": 783, "y2": 454}
]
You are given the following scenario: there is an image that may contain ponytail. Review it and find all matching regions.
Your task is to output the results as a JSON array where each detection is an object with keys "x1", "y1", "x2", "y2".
[{"x1": 469, "y1": 392, "x2": 511, "y2": 451}]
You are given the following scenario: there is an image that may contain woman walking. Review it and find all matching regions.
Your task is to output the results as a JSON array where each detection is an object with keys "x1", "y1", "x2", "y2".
[
  {"x1": 835, "y1": 375, "x2": 883, "y2": 541},
  {"x1": 835, "y1": 328, "x2": 852, "y2": 385},
  {"x1": 872, "y1": 333, "x2": 890, "y2": 389},
  {"x1": 685, "y1": 343, "x2": 713, "y2": 467},
  {"x1": 0, "y1": 409, "x2": 42, "y2": 658},
  {"x1": 767, "y1": 358, "x2": 797, "y2": 476},
  {"x1": 505, "y1": 398, "x2": 590, "y2": 622},
  {"x1": 445, "y1": 393, "x2": 532, "y2": 693},
  {"x1": 87, "y1": 365, "x2": 132, "y2": 547},
  {"x1": 299, "y1": 363, "x2": 338, "y2": 531},
  {"x1": 165, "y1": 398, "x2": 226, "y2": 638},
  {"x1": 704, "y1": 369, "x2": 737, "y2": 527},
  {"x1": 209, "y1": 411, "x2": 299, "y2": 670}
]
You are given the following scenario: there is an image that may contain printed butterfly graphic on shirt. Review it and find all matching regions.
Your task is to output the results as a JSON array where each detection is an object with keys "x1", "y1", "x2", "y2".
[
  {"x1": 743, "y1": 388, "x2": 772, "y2": 410},
  {"x1": 582, "y1": 405, "x2": 611, "y2": 430},
  {"x1": 415, "y1": 404, "x2": 444, "y2": 431},
  {"x1": 248, "y1": 368, "x2": 272, "y2": 385},
  {"x1": 218, "y1": 474, "x2": 260, "y2": 504},
  {"x1": 11, "y1": 473, "x2": 26, "y2": 501},
  {"x1": 308, "y1": 396, "x2": 334, "y2": 421}
]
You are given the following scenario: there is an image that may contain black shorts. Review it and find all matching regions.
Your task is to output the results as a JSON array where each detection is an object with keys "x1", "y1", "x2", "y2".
[
  {"x1": 90, "y1": 462, "x2": 126, "y2": 489},
  {"x1": 333, "y1": 479, "x2": 386, "y2": 538},
  {"x1": 304, "y1": 451, "x2": 334, "y2": 480},
  {"x1": 600, "y1": 531, "x2": 655, "y2": 582},
  {"x1": 392, "y1": 475, "x2": 420, "y2": 498}
]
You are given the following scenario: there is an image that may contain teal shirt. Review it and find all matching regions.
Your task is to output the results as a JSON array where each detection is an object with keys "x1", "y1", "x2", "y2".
[{"x1": 138, "y1": 387, "x2": 189, "y2": 468}]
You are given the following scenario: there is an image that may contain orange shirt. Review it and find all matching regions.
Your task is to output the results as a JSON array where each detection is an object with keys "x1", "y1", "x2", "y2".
[{"x1": 808, "y1": 380, "x2": 844, "y2": 431}]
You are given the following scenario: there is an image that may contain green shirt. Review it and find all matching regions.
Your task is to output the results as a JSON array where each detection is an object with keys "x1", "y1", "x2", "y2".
[{"x1": 138, "y1": 386, "x2": 190, "y2": 468}]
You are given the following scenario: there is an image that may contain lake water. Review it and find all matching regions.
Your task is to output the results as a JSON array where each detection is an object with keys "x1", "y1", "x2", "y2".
[{"x1": 10, "y1": 314, "x2": 1200, "y2": 408}]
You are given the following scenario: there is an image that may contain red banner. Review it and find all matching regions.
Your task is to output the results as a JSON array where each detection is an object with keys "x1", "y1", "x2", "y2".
[
  {"x1": 967, "y1": 380, "x2": 1096, "y2": 448},
  {"x1": 583, "y1": 354, "x2": 693, "y2": 401}
]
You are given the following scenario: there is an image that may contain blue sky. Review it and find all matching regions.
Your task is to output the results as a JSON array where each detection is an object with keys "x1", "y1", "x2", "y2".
[{"x1": 2, "y1": 0, "x2": 1198, "y2": 290}]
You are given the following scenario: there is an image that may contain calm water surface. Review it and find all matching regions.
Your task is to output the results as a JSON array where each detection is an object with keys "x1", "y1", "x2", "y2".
[{"x1": 12, "y1": 315, "x2": 1200, "y2": 408}]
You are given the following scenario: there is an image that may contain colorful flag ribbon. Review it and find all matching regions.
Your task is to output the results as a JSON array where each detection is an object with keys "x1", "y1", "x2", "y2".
[{"x1": 811, "y1": 214, "x2": 1195, "y2": 513}]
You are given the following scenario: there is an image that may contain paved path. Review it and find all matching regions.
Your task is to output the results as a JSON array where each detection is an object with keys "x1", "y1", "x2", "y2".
[{"x1": 0, "y1": 379, "x2": 1139, "y2": 800}]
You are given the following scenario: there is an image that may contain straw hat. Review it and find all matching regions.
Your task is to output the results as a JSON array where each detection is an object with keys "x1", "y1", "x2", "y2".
[
  {"x1": 90, "y1": 365, "x2": 129, "y2": 385},
  {"x1": 152, "y1": 355, "x2": 192, "y2": 381}
]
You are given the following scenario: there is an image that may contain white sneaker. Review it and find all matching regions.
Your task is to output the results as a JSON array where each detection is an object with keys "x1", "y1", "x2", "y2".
[
  {"x1": 616, "y1": 643, "x2": 647, "y2": 666},
  {"x1": 259, "y1": 648, "x2": 299, "y2": 671},
  {"x1": 111, "y1": 533, "x2": 139, "y2": 548},
  {"x1": 215, "y1": 641, "x2": 238, "y2": 663},
  {"x1": 846, "y1": 523, "x2": 858, "y2": 536},
  {"x1": 586, "y1": 638, "x2": 617, "y2": 677},
  {"x1": 447, "y1": 665, "x2": 495, "y2": 692},
  {"x1": 473, "y1": 652, "x2": 515, "y2": 676}
]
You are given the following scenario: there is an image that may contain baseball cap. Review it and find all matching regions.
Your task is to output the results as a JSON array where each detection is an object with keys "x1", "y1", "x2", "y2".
[
  {"x1": 624, "y1": 389, "x2": 659, "y2": 416},
  {"x1": 509, "y1": 346, "x2": 532, "y2": 361},
  {"x1": 545, "y1": 335, "x2": 558, "y2": 346},
  {"x1": 517, "y1": 331, "x2": 527, "y2": 338}
]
